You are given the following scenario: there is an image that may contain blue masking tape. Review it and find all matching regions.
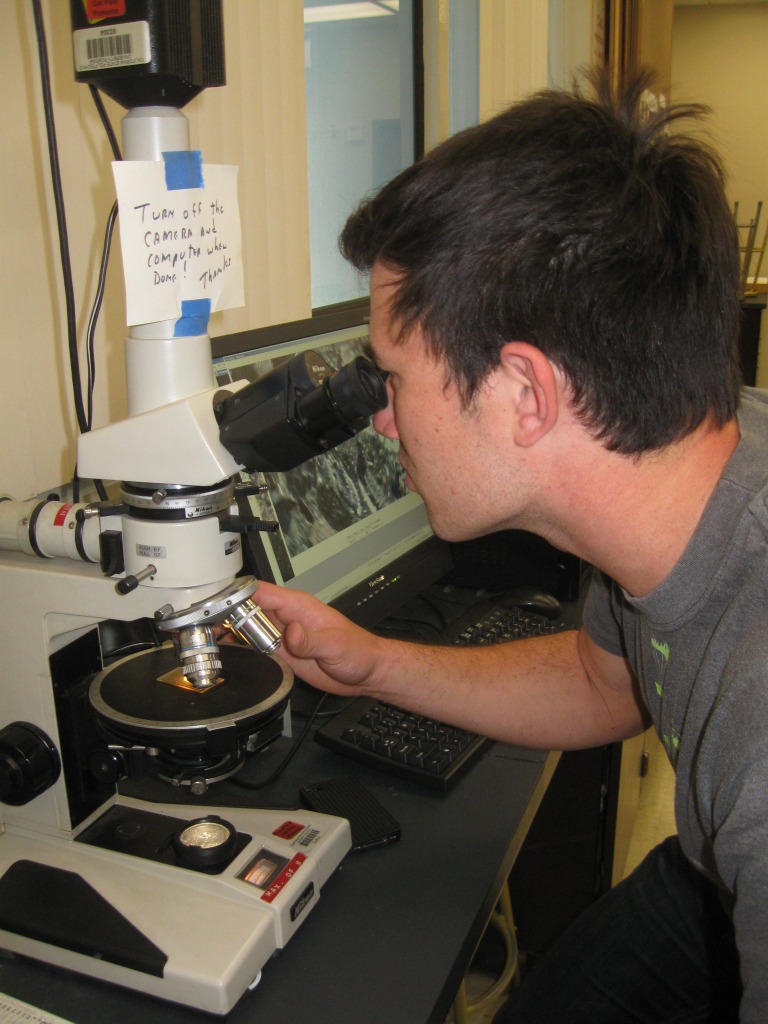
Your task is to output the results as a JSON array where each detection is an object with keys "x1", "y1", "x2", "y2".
[
  {"x1": 162, "y1": 150, "x2": 204, "y2": 191},
  {"x1": 174, "y1": 298, "x2": 212, "y2": 337}
]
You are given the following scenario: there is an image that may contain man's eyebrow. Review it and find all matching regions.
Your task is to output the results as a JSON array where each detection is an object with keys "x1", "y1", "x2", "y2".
[
  {"x1": 362, "y1": 340, "x2": 390, "y2": 379},
  {"x1": 363, "y1": 339, "x2": 381, "y2": 365}
]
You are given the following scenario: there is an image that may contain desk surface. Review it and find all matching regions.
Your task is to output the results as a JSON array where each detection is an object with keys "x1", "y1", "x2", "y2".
[{"x1": 0, "y1": 701, "x2": 557, "y2": 1024}]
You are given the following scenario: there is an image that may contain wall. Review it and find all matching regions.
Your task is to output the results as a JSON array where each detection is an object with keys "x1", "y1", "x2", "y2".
[
  {"x1": 547, "y1": 0, "x2": 602, "y2": 90},
  {"x1": 478, "y1": 0, "x2": 549, "y2": 121},
  {"x1": 0, "y1": 1, "x2": 309, "y2": 499},
  {"x1": 671, "y1": 2, "x2": 768, "y2": 217},
  {"x1": 671, "y1": 2, "x2": 768, "y2": 382}
]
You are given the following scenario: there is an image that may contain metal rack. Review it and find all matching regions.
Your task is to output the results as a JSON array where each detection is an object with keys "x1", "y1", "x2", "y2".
[{"x1": 734, "y1": 200, "x2": 767, "y2": 296}]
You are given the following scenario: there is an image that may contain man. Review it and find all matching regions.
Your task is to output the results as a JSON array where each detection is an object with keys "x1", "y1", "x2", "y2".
[{"x1": 254, "y1": 69, "x2": 766, "y2": 1022}]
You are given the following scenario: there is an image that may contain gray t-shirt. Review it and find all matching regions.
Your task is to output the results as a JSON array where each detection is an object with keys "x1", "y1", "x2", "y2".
[{"x1": 583, "y1": 388, "x2": 768, "y2": 1022}]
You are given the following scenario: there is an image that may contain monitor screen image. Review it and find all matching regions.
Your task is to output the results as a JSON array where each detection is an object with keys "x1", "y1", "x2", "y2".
[{"x1": 212, "y1": 306, "x2": 450, "y2": 624}]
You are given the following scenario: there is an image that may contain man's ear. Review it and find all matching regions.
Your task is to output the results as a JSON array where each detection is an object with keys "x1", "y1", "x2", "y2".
[{"x1": 498, "y1": 341, "x2": 560, "y2": 447}]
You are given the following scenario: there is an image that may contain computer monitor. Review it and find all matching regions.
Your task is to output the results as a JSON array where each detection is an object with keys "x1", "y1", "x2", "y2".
[{"x1": 211, "y1": 303, "x2": 452, "y2": 627}]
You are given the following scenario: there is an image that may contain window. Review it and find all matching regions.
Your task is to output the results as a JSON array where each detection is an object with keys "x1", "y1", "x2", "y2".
[{"x1": 303, "y1": 0, "x2": 418, "y2": 308}]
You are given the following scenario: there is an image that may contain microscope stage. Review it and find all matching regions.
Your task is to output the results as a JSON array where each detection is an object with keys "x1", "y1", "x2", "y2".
[{"x1": 90, "y1": 643, "x2": 292, "y2": 747}]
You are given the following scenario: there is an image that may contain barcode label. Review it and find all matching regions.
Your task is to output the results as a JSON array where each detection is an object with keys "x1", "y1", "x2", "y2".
[
  {"x1": 299, "y1": 828, "x2": 320, "y2": 847},
  {"x1": 73, "y1": 20, "x2": 150, "y2": 72},
  {"x1": 86, "y1": 32, "x2": 133, "y2": 60}
]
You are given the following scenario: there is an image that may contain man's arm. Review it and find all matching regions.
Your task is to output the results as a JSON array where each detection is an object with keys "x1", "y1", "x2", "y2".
[{"x1": 254, "y1": 581, "x2": 649, "y2": 750}]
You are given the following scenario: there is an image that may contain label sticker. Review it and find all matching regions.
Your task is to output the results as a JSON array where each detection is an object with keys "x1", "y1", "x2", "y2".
[
  {"x1": 260, "y1": 854, "x2": 307, "y2": 904},
  {"x1": 84, "y1": 1, "x2": 127, "y2": 23},
  {"x1": 296, "y1": 827, "x2": 321, "y2": 850},
  {"x1": 53, "y1": 504, "x2": 73, "y2": 527},
  {"x1": 73, "y1": 20, "x2": 150, "y2": 71},
  {"x1": 136, "y1": 544, "x2": 166, "y2": 559},
  {"x1": 273, "y1": 821, "x2": 305, "y2": 841}
]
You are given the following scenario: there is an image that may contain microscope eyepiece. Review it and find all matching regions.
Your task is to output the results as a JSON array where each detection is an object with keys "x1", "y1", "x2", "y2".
[
  {"x1": 329, "y1": 355, "x2": 387, "y2": 414},
  {"x1": 295, "y1": 355, "x2": 386, "y2": 438},
  {"x1": 216, "y1": 350, "x2": 387, "y2": 473}
]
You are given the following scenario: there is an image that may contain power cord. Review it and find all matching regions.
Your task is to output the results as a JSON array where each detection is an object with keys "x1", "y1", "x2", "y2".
[
  {"x1": 31, "y1": 1, "x2": 121, "y2": 503},
  {"x1": 229, "y1": 691, "x2": 329, "y2": 792},
  {"x1": 31, "y1": 0, "x2": 87, "y2": 437}
]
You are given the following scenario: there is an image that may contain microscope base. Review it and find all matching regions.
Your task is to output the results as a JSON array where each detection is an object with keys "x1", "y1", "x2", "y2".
[{"x1": 0, "y1": 795, "x2": 351, "y2": 1015}]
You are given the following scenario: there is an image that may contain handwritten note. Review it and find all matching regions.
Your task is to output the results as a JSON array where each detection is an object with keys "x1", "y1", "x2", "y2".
[{"x1": 112, "y1": 160, "x2": 244, "y2": 327}]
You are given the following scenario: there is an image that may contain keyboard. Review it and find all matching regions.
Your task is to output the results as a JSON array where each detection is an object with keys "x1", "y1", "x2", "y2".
[
  {"x1": 314, "y1": 602, "x2": 565, "y2": 790},
  {"x1": 439, "y1": 601, "x2": 564, "y2": 646},
  {"x1": 0, "y1": 995, "x2": 74, "y2": 1024},
  {"x1": 314, "y1": 697, "x2": 492, "y2": 791}
]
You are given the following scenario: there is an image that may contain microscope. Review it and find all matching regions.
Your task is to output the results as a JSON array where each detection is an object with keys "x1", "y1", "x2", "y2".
[{"x1": 0, "y1": 2, "x2": 385, "y2": 1014}]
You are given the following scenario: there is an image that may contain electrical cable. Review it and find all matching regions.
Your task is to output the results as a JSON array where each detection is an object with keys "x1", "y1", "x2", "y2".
[
  {"x1": 89, "y1": 84, "x2": 122, "y2": 161},
  {"x1": 85, "y1": 84, "x2": 121, "y2": 446},
  {"x1": 85, "y1": 88, "x2": 122, "y2": 503},
  {"x1": 84, "y1": 202, "x2": 118, "y2": 432},
  {"x1": 32, "y1": 3, "x2": 122, "y2": 504},
  {"x1": 31, "y1": 0, "x2": 88, "y2": 438},
  {"x1": 230, "y1": 692, "x2": 329, "y2": 792},
  {"x1": 449, "y1": 883, "x2": 520, "y2": 1023}
]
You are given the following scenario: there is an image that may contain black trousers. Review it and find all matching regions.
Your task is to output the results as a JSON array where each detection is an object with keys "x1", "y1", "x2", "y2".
[{"x1": 494, "y1": 836, "x2": 741, "y2": 1024}]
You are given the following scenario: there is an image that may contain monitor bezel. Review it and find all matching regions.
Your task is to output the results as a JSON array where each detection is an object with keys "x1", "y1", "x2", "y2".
[{"x1": 211, "y1": 299, "x2": 372, "y2": 360}]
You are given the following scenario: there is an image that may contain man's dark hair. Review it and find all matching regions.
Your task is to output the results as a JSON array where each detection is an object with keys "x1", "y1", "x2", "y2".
[{"x1": 340, "y1": 68, "x2": 742, "y2": 455}]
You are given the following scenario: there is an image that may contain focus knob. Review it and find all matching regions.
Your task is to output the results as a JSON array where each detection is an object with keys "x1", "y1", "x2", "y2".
[{"x1": 0, "y1": 722, "x2": 61, "y2": 805}]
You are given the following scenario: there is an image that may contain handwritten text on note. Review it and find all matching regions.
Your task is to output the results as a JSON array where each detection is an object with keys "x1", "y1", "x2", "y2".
[{"x1": 112, "y1": 160, "x2": 244, "y2": 327}]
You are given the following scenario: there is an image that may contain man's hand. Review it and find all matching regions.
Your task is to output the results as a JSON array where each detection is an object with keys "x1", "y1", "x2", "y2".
[{"x1": 253, "y1": 580, "x2": 388, "y2": 696}]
